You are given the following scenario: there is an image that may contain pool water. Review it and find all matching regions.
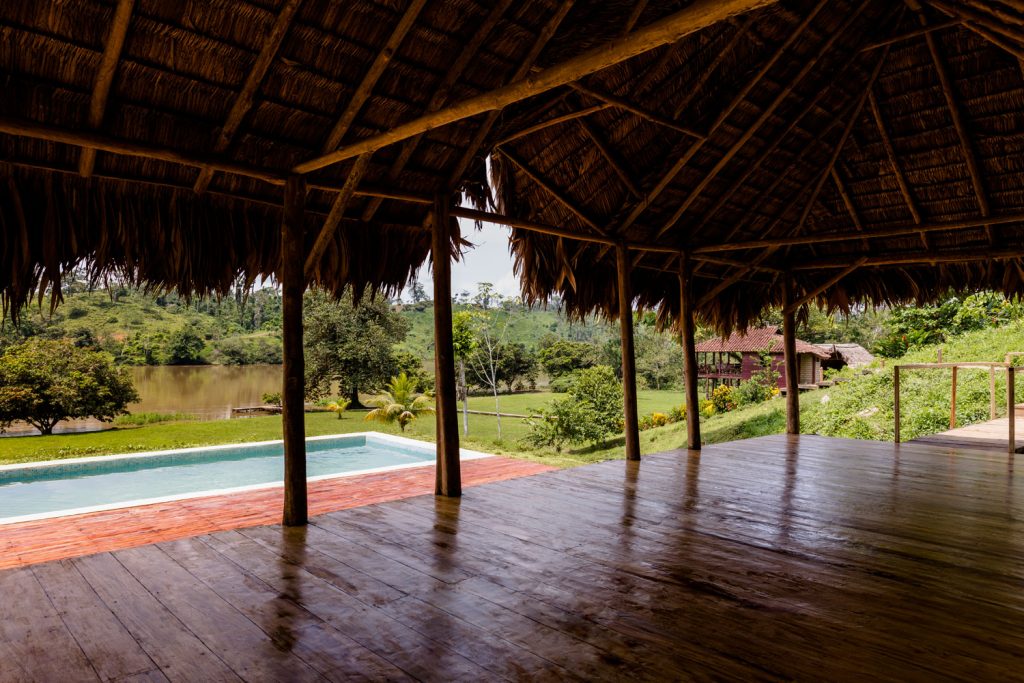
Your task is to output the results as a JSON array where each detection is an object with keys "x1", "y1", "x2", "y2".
[{"x1": 0, "y1": 434, "x2": 435, "y2": 522}]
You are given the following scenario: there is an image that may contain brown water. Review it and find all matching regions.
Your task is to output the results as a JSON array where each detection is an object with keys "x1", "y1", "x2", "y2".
[{"x1": 3, "y1": 365, "x2": 283, "y2": 436}]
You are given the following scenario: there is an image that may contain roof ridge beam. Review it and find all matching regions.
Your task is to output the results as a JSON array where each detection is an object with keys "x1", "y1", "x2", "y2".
[
  {"x1": 193, "y1": 0, "x2": 303, "y2": 193},
  {"x1": 79, "y1": 0, "x2": 134, "y2": 177},
  {"x1": 292, "y1": 0, "x2": 778, "y2": 175}
]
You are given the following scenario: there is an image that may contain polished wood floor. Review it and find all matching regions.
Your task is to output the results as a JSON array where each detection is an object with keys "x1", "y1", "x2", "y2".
[
  {"x1": 0, "y1": 456, "x2": 553, "y2": 570},
  {"x1": 2, "y1": 435, "x2": 1023, "y2": 681}
]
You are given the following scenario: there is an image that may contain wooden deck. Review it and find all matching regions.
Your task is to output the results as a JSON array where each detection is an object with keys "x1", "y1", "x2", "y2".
[
  {"x1": 910, "y1": 404, "x2": 1024, "y2": 452},
  {"x1": 2, "y1": 434, "x2": 1024, "y2": 681}
]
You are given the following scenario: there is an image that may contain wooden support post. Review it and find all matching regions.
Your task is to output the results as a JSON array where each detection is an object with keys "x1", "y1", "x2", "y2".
[
  {"x1": 894, "y1": 366, "x2": 901, "y2": 444},
  {"x1": 782, "y1": 276, "x2": 800, "y2": 436},
  {"x1": 950, "y1": 365, "x2": 958, "y2": 429},
  {"x1": 678, "y1": 255, "x2": 701, "y2": 450},
  {"x1": 281, "y1": 176, "x2": 307, "y2": 527},
  {"x1": 432, "y1": 195, "x2": 461, "y2": 496},
  {"x1": 990, "y1": 366, "x2": 997, "y2": 420},
  {"x1": 1008, "y1": 366, "x2": 1016, "y2": 454},
  {"x1": 617, "y1": 243, "x2": 641, "y2": 461}
]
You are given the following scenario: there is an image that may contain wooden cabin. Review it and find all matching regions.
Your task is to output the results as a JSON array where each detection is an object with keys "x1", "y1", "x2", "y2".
[{"x1": 695, "y1": 326, "x2": 828, "y2": 393}]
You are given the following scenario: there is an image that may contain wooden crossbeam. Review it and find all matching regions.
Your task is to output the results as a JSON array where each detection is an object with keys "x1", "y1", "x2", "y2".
[
  {"x1": 79, "y1": 0, "x2": 134, "y2": 177},
  {"x1": 922, "y1": 17, "x2": 993, "y2": 243},
  {"x1": 569, "y1": 83, "x2": 703, "y2": 138},
  {"x1": 652, "y1": 1, "x2": 868, "y2": 242},
  {"x1": 494, "y1": 104, "x2": 612, "y2": 147},
  {"x1": 293, "y1": 0, "x2": 778, "y2": 174},
  {"x1": 794, "y1": 247, "x2": 1024, "y2": 269},
  {"x1": 614, "y1": 0, "x2": 825, "y2": 238},
  {"x1": 362, "y1": 0, "x2": 514, "y2": 222},
  {"x1": 784, "y1": 257, "x2": 867, "y2": 314},
  {"x1": 860, "y1": 19, "x2": 959, "y2": 50},
  {"x1": 577, "y1": 117, "x2": 640, "y2": 197},
  {"x1": 868, "y1": 89, "x2": 927, "y2": 249},
  {"x1": 500, "y1": 149, "x2": 605, "y2": 234},
  {"x1": 445, "y1": 0, "x2": 575, "y2": 188},
  {"x1": 304, "y1": 154, "x2": 372, "y2": 279},
  {"x1": 831, "y1": 165, "x2": 870, "y2": 249},
  {"x1": 193, "y1": 0, "x2": 302, "y2": 193},
  {"x1": 927, "y1": 0, "x2": 1024, "y2": 53}
]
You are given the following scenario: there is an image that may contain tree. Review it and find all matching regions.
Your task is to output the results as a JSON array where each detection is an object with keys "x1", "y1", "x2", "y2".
[
  {"x1": 537, "y1": 337, "x2": 598, "y2": 379},
  {"x1": 0, "y1": 339, "x2": 139, "y2": 435},
  {"x1": 165, "y1": 324, "x2": 206, "y2": 364},
  {"x1": 527, "y1": 365, "x2": 624, "y2": 449},
  {"x1": 494, "y1": 342, "x2": 538, "y2": 393},
  {"x1": 364, "y1": 373, "x2": 435, "y2": 432},
  {"x1": 303, "y1": 289, "x2": 410, "y2": 408},
  {"x1": 452, "y1": 311, "x2": 477, "y2": 435},
  {"x1": 467, "y1": 306, "x2": 512, "y2": 439},
  {"x1": 635, "y1": 324, "x2": 682, "y2": 390}
]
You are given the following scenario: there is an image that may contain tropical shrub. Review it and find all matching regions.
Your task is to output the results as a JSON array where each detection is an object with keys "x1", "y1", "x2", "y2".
[
  {"x1": 325, "y1": 398, "x2": 351, "y2": 419},
  {"x1": 526, "y1": 365, "x2": 623, "y2": 449},
  {"x1": 364, "y1": 373, "x2": 435, "y2": 432},
  {"x1": 711, "y1": 384, "x2": 737, "y2": 413}
]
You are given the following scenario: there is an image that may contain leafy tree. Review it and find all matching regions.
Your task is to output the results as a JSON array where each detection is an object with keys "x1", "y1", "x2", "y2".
[
  {"x1": 364, "y1": 373, "x2": 435, "y2": 432},
  {"x1": 394, "y1": 351, "x2": 433, "y2": 394},
  {"x1": 526, "y1": 365, "x2": 623, "y2": 449},
  {"x1": 635, "y1": 324, "x2": 681, "y2": 390},
  {"x1": 467, "y1": 306, "x2": 512, "y2": 438},
  {"x1": 165, "y1": 324, "x2": 206, "y2": 364},
  {"x1": 537, "y1": 337, "x2": 598, "y2": 378},
  {"x1": 0, "y1": 339, "x2": 139, "y2": 435},
  {"x1": 452, "y1": 311, "x2": 477, "y2": 435},
  {"x1": 303, "y1": 289, "x2": 410, "y2": 408},
  {"x1": 493, "y1": 342, "x2": 538, "y2": 393}
]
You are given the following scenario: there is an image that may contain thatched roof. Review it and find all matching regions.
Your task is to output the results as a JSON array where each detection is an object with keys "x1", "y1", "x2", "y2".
[
  {"x1": 817, "y1": 342, "x2": 875, "y2": 367},
  {"x1": 694, "y1": 326, "x2": 829, "y2": 358},
  {"x1": 492, "y1": 0, "x2": 1024, "y2": 331},
  {"x1": 2, "y1": 0, "x2": 1024, "y2": 331}
]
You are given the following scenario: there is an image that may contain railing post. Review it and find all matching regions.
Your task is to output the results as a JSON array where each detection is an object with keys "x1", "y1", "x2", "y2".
[
  {"x1": 894, "y1": 365, "x2": 901, "y2": 444},
  {"x1": 990, "y1": 366, "x2": 997, "y2": 420},
  {"x1": 1009, "y1": 365, "x2": 1016, "y2": 455},
  {"x1": 950, "y1": 365, "x2": 958, "y2": 430}
]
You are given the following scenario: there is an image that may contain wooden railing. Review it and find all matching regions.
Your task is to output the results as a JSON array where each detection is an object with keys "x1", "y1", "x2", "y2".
[{"x1": 893, "y1": 361, "x2": 1017, "y2": 453}]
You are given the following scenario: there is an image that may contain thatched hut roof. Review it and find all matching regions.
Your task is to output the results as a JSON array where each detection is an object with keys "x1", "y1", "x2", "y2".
[
  {"x1": 490, "y1": 0, "x2": 1024, "y2": 331},
  {"x1": 2, "y1": 0, "x2": 1024, "y2": 332}
]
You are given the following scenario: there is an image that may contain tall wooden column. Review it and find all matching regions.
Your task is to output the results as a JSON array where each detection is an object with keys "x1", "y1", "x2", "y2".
[
  {"x1": 281, "y1": 176, "x2": 308, "y2": 526},
  {"x1": 432, "y1": 195, "x2": 461, "y2": 496},
  {"x1": 678, "y1": 255, "x2": 701, "y2": 450},
  {"x1": 616, "y1": 243, "x2": 641, "y2": 461},
  {"x1": 782, "y1": 275, "x2": 800, "y2": 436}
]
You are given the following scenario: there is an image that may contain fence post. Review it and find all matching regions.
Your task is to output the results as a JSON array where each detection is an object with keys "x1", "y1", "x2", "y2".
[
  {"x1": 1009, "y1": 365, "x2": 1016, "y2": 455},
  {"x1": 990, "y1": 366, "x2": 997, "y2": 420},
  {"x1": 950, "y1": 365, "x2": 958, "y2": 430},
  {"x1": 894, "y1": 365, "x2": 900, "y2": 444}
]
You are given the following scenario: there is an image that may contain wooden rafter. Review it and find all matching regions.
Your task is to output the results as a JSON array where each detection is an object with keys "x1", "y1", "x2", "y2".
[
  {"x1": 362, "y1": 0, "x2": 514, "y2": 221},
  {"x1": 577, "y1": 117, "x2": 640, "y2": 197},
  {"x1": 494, "y1": 104, "x2": 612, "y2": 147},
  {"x1": 79, "y1": 0, "x2": 134, "y2": 177},
  {"x1": 652, "y1": 1, "x2": 869, "y2": 242},
  {"x1": 569, "y1": 83, "x2": 703, "y2": 138},
  {"x1": 501, "y1": 149, "x2": 604, "y2": 234},
  {"x1": 860, "y1": 19, "x2": 959, "y2": 50},
  {"x1": 926, "y1": 0, "x2": 1024, "y2": 52},
  {"x1": 294, "y1": 0, "x2": 778, "y2": 174},
  {"x1": 613, "y1": 0, "x2": 826, "y2": 239},
  {"x1": 868, "y1": 89, "x2": 928, "y2": 248},
  {"x1": 671, "y1": 17, "x2": 754, "y2": 120},
  {"x1": 305, "y1": 0, "x2": 428, "y2": 275},
  {"x1": 193, "y1": 0, "x2": 303, "y2": 193},
  {"x1": 831, "y1": 165, "x2": 870, "y2": 249},
  {"x1": 921, "y1": 11, "x2": 993, "y2": 243},
  {"x1": 794, "y1": 247, "x2": 1024, "y2": 270},
  {"x1": 445, "y1": 0, "x2": 575, "y2": 188},
  {"x1": 784, "y1": 258, "x2": 867, "y2": 314}
]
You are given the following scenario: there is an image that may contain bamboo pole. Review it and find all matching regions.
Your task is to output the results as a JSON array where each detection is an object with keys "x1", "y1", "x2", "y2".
[
  {"x1": 950, "y1": 365, "x2": 958, "y2": 429},
  {"x1": 292, "y1": 0, "x2": 777, "y2": 174},
  {"x1": 783, "y1": 275, "x2": 800, "y2": 435},
  {"x1": 281, "y1": 176, "x2": 308, "y2": 526},
  {"x1": 894, "y1": 366, "x2": 901, "y2": 444},
  {"x1": 432, "y1": 195, "x2": 461, "y2": 496},
  {"x1": 678, "y1": 255, "x2": 701, "y2": 450},
  {"x1": 617, "y1": 243, "x2": 641, "y2": 461}
]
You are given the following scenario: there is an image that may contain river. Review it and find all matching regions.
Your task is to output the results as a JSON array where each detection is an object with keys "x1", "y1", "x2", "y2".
[{"x1": 3, "y1": 365, "x2": 284, "y2": 437}]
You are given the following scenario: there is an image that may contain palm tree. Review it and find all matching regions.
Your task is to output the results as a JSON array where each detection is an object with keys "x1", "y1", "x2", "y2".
[
  {"x1": 326, "y1": 398, "x2": 351, "y2": 419},
  {"x1": 364, "y1": 373, "x2": 434, "y2": 432}
]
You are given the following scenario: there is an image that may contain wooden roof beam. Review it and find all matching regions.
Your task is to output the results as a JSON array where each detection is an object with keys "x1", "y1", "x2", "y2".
[
  {"x1": 493, "y1": 104, "x2": 612, "y2": 147},
  {"x1": 361, "y1": 0, "x2": 515, "y2": 222},
  {"x1": 79, "y1": 0, "x2": 134, "y2": 178},
  {"x1": 446, "y1": 0, "x2": 575, "y2": 189},
  {"x1": 926, "y1": 0, "x2": 1024, "y2": 54},
  {"x1": 500, "y1": 149, "x2": 605, "y2": 235},
  {"x1": 868, "y1": 89, "x2": 928, "y2": 249},
  {"x1": 917, "y1": 3, "x2": 994, "y2": 244},
  {"x1": 613, "y1": 0, "x2": 825, "y2": 238},
  {"x1": 784, "y1": 258, "x2": 867, "y2": 314},
  {"x1": 652, "y1": 1, "x2": 870, "y2": 242},
  {"x1": 860, "y1": 19, "x2": 959, "y2": 50},
  {"x1": 193, "y1": 0, "x2": 302, "y2": 194},
  {"x1": 577, "y1": 117, "x2": 640, "y2": 198},
  {"x1": 793, "y1": 248, "x2": 1024, "y2": 270},
  {"x1": 293, "y1": 0, "x2": 778, "y2": 174},
  {"x1": 831, "y1": 165, "x2": 870, "y2": 249},
  {"x1": 568, "y1": 83, "x2": 703, "y2": 138}
]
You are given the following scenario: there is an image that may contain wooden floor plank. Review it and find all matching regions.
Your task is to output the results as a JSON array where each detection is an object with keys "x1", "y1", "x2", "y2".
[{"x1": 4, "y1": 435, "x2": 1024, "y2": 679}]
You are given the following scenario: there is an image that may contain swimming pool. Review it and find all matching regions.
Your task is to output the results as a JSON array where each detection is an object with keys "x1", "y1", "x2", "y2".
[{"x1": 0, "y1": 433, "x2": 485, "y2": 523}]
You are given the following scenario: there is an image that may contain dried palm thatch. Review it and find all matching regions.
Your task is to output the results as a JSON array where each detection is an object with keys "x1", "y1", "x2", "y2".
[{"x1": 490, "y1": 0, "x2": 1024, "y2": 331}]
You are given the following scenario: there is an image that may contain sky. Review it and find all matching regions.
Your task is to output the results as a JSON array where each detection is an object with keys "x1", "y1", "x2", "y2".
[{"x1": 413, "y1": 218, "x2": 520, "y2": 299}]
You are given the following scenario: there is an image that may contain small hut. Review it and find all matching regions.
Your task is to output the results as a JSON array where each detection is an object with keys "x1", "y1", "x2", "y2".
[
  {"x1": 817, "y1": 343, "x2": 876, "y2": 372},
  {"x1": 695, "y1": 326, "x2": 829, "y2": 394}
]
